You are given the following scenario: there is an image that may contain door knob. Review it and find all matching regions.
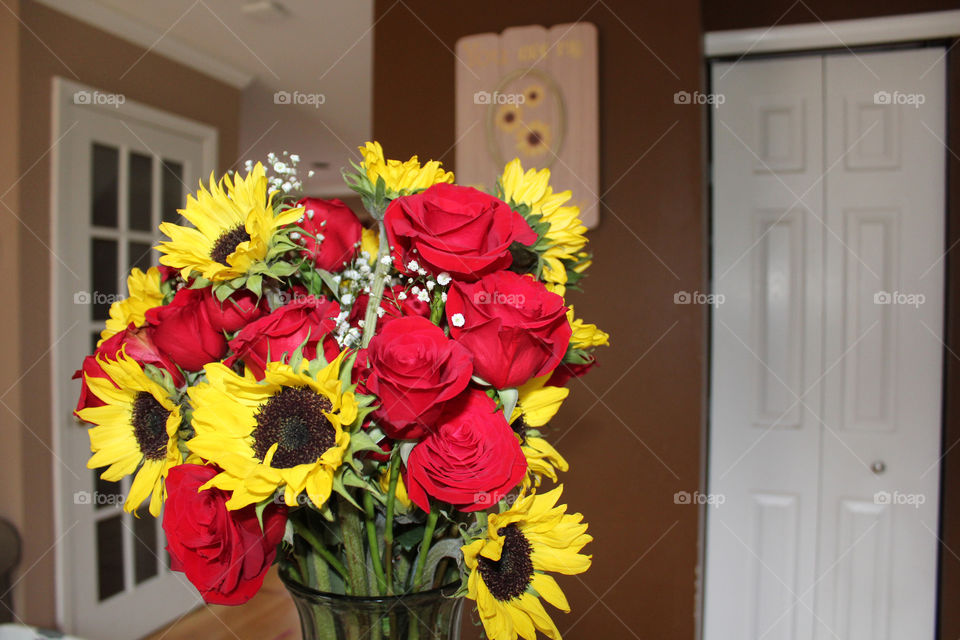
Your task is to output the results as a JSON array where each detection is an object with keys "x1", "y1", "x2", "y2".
[{"x1": 871, "y1": 460, "x2": 886, "y2": 474}]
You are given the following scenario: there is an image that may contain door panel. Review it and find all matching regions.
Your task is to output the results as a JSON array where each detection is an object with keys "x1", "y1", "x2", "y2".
[
  {"x1": 706, "y1": 56, "x2": 825, "y2": 640},
  {"x1": 816, "y1": 49, "x2": 945, "y2": 640}
]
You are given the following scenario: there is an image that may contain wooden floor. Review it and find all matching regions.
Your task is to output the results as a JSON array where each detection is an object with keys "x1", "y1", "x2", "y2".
[{"x1": 142, "y1": 567, "x2": 301, "y2": 640}]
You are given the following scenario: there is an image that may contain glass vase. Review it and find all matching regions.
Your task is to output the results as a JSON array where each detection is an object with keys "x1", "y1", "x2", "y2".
[{"x1": 279, "y1": 566, "x2": 464, "y2": 640}]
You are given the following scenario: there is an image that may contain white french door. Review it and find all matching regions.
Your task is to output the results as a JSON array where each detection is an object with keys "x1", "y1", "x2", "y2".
[
  {"x1": 52, "y1": 79, "x2": 217, "y2": 639},
  {"x1": 705, "y1": 48, "x2": 946, "y2": 639}
]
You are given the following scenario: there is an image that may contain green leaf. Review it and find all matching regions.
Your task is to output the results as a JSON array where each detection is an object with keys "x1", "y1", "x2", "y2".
[
  {"x1": 396, "y1": 526, "x2": 426, "y2": 551},
  {"x1": 247, "y1": 274, "x2": 263, "y2": 297},
  {"x1": 498, "y1": 388, "x2": 519, "y2": 421}
]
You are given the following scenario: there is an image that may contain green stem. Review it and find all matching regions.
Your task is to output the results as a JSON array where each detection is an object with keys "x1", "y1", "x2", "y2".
[
  {"x1": 338, "y1": 500, "x2": 369, "y2": 595},
  {"x1": 412, "y1": 505, "x2": 439, "y2": 591},
  {"x1": 363, "y1": 492, "x2": 387, "y2": 595},
  {"x1": 296, "y1": 525, "x2": 349, "y2": 582},
  {"x1": 383, "y1": 454, "x2": 401, "y2": 595},
  {"x1": 360, "y1": 221, "x2": 391, "y2": 349}
]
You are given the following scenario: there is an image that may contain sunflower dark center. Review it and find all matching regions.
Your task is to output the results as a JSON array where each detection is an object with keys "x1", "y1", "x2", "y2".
[
  {"x1": 478, "y1": 524, "x2": 534, "y2": 602},
  {"x1": 210, "y1": 225, "x2": 250, "y2": 266},
  {"x1": 131, "y1": 392, "x2": 170, "y2": 461},
  {"x1": 504, "y1": 111, "x2": 516, "y2": 123},
  {"x1": 527, "y1": 131, "x2": 543, "y2": 146},
  {"x1": 253, "y1": 386, "x2": 335, "y2": 469}
]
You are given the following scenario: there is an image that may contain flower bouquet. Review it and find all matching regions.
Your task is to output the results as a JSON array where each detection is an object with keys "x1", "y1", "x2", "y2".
[{"x1": 74, "y1": 142, "x2": 608, "y2": 640}]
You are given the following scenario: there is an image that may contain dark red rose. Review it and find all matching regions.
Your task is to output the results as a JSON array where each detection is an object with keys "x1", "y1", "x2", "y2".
[
  {"x1": 158, "y1": 265, "x2": 182, "y2": 283},
  {"x1": 163, "y1": 464, "x2": 287, "y2": 606},
  {"x1": 547, "y1": 358, "x2": 597, "y2": 388},
  {"x1": 384, "y1": 183, "x2": 536, "y2": 281},
  {"x1": 366, "y1": 316, "x2": 473, "y2": 439},
  {"x1": 348, "y1": 284, "x2": 431, "y2": 329},
  {"x1": 145, "y1": 288, "x2": 228, "y2": 372},
  {"x1": 202, "y1": 289, "x2": 268, "y2": 333},
  {"x1": 405, "y1": 390, "x2": 526, "y2": 512},
  {"x1": 73, "y1": 326, "x2": 185, "y2": 415},
  {"x1": 226, "y1": 297, "x2": 341, "y2": 378},
  {"x1": 295, "y1": 198, "x2": 363, "y2": 271},
  {"x1": 446, "y1": 271, "x2": 571, "y2": 389}
]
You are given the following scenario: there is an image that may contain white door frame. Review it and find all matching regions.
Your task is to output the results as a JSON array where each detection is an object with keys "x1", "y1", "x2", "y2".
[
  {"x1": 705, "y1": 9, "x2": 960, "y2": 57},
  {"x1": 49, "y1": 77, "x2": 217, "y2": 632},
  {"x1": 703, "y1": 13, "x2": 959, "y2": 640}
]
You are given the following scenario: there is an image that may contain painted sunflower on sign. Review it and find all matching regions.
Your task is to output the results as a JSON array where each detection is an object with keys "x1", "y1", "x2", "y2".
[
  {"x1": 77, "y1": 351, "x2": 182, "y2": 517},
  {"x1": 187, "y1": 352, "x2": 357, "y2": 510},
  {"x1": 462, "y1": 485, "x2": 591, "y2": 640},
  {"x1": 156, "y1": 162, "x2": 302, "y2": 282}
]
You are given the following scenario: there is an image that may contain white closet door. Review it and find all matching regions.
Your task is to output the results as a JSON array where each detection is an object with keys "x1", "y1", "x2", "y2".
[
  {"x1": 707, "y1": 47, "x2": 946, "y2": 640},
  {"x1": 706, "y1": 56, "x2": 826, "y2": 640},
  {"x1": 814, "y1": 49, "x2": 945, "y2": 640}
]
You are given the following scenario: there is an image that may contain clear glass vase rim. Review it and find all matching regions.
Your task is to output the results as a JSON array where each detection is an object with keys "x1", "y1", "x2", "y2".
[{"x1": 279, "y1": 565, "x2": 461, "y2": 605}]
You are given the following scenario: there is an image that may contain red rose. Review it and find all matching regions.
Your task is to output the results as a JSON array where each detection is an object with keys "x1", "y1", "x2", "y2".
[
  {"x1": 348, "y1": 284, "x2": 431, "y2": 329},
  {"x1": 163, "y1": 464, "x2": 287, "y2": 605},
  {"x1": 145, "y1": 288, "x2": 228, "y2": 372},
  {"x1": 73, "y1": 326, "x2": 184, "y2": 415},
  {"x1": 384, "y1": 183, "x2": 536, "y2": 281},
  {"x1": 202, "y1": 289, "x2": 268, "y2": 333},
  {"x1": 446, "y1": 271, "x2": 571, "y2": 389},
  {"x1": 405, "y1": 390, "x2": 526, "y2": 512},
  {"x1": 366, "y1": 316, "x2": 473, "y2": 439},
  {"x1": 547, "y1": 358, "x2": 597, "y2": 388},
  {"x1": 296, "y1": 198, "x2": 363, "y2": 271},
  {"x1": 226, "y1": 297, "x2": 341, "y2": 378}
]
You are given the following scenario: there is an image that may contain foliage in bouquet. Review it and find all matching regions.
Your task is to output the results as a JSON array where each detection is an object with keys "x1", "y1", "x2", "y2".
[{"x1": 73, "y1": 143, "x2": 608, "y2": 640}]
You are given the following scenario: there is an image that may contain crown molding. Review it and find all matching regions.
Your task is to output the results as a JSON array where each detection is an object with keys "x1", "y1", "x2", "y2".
[{"x1": 34, "y1": 0, "x2": 253, "y2": 88}]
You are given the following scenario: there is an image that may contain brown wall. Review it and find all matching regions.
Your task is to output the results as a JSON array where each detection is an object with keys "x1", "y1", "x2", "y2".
[
  {"x1": 9, "y1": 0, "x2": 241, "y2": 626},
  {"x1": 375, "y1": 1, "x2": 707, "y2": 638},
  {"x1": 702, "y1": 0, "x2": 958, "y2": 32},
  {"x1": 0, "y1": 0, "x2": 23, "y2": 622}
]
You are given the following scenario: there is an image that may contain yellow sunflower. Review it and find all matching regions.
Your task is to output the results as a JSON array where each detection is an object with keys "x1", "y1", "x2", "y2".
[
  {"x1": 77, "y1": 351, "x2": 182, "y2": 517},
  {"x1": 358, "y1": 141, "x2": 454, "y2": 195},
  {"x1": 361, "y1": 226, "x2": 380, "y2": 265},
  {"x1": 187, "y1": 353, "x2": 356, "y2": 510},
  {"x1": 378, "y1": 465, "x2": 412, "y2": 510},
  {"x1": 521, "y1": 436, "x2": 568, "y2": 489},
  {"x1": 462, "y1": 486, "x2": 591, "y2": 640},
  {"x1": 498, "y1": 159, "x2": 589, "y2": 289},
  {"x1": 510, "y1": 375, "x2": 569, "y2": 428},
  {"x1": 99, "y1": 267, "x2": 165, "y2": 345},
  {"x1": 515, "y1": 121, "x2": 552, "y2": 158},
  {"x1": 156, "y1": 163, "x2": 302, "y2": 282},
  {"x1": 567, "y1": 307, "x2": 609, "y2": 349}
]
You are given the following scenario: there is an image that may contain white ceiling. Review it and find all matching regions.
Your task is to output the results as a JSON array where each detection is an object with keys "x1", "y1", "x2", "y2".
[{"x1": 40, "y1": 0, "x2": 373, "y2": 195}]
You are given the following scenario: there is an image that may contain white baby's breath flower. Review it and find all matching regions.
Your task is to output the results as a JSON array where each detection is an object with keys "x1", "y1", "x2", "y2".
[
  {"x1": 436, "y1": 272, "x2": 451, "y2": 286},
  {"x1": 451, "y1": 313, "x2": 465, "y2": 327}
]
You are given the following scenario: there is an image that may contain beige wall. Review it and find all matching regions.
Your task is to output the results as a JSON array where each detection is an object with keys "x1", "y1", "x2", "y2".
[{"x1": 7, "y1": 0, "x2": 241, "y2": 626}]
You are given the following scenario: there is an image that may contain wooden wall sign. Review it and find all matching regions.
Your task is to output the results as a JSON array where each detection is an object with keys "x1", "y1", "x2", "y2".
[{"x1": 455, "y1": 23, "x2": 600, "y2": 228}]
